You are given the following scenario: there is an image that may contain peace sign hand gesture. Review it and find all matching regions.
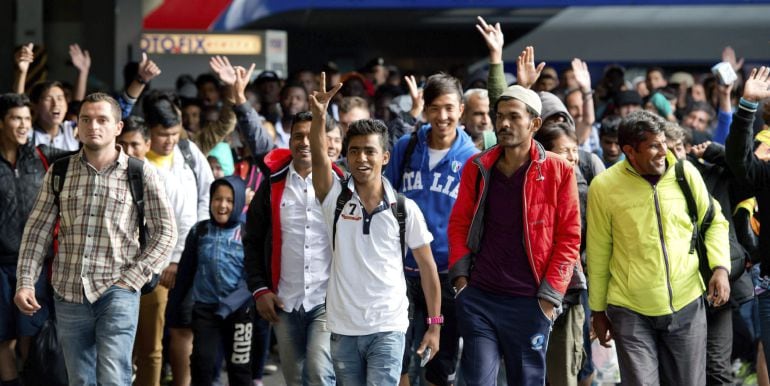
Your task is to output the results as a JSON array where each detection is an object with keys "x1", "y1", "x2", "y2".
[{"x1": 309, "y1": 72, "x2": 343, "y2": 115}]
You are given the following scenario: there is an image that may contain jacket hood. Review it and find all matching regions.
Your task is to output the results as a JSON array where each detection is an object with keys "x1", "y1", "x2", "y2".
[
  {"x1": 262, "y1": 148, "x2": 293, "y2": 174},
  {"x1": 207, "y1": 142, "x2": 235, "y2": 176},
  {"x1": 539, "y1": 91, "x2": 575, "y2": 130},
  {"x1": 210, "y1": 175, "x2": 247, "y2": 227}
]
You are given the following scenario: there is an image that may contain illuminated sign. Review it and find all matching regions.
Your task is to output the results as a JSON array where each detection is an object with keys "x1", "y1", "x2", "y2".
[{"x1": 140, "y1": 33, "x2": 262, "y2": 55}]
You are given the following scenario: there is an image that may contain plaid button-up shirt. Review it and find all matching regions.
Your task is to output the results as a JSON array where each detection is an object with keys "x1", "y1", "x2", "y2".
[{"x1": 17, "y1": 148, "x2": 177, "y2": 303}]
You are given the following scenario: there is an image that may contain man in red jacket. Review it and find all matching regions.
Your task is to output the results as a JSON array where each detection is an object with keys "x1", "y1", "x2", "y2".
[{"x1": 448, "y1": 85, "x2": 581, "y2": 385}]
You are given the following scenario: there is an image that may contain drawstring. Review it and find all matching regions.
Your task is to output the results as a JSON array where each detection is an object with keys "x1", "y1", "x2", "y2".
[{"x1": 535, "y1": 163, "x2": 544, "y2": 181}]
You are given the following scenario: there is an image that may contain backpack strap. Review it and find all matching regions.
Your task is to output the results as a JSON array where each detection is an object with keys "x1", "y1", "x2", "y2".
[
  {"x1": 398, "y1": 132, "x2": 420, "y2": 189},
  {"x1": 332, "y1": 178, "x2": 354, "y2": 251},
  {"x1": 390, "y1": 193, "x2": 407, "y2": 264},
  {"x1": 51, "y1": 156, "x2": 72, "y2": 209},
  {"x1": 675, "y1": 159, "x2": 699, "y2": 254},
  {"x1": 177, "y1": 139, "x2": 199, "y2": 185},
  {"x1": 127, "y1": 157, "x2": 146, "y2": 250},
  {"x1": 35, "y1": 146, "x2": 49, "y2": 170}
]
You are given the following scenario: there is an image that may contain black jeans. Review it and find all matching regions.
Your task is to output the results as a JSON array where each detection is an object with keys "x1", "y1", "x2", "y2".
[
  {"x1": 706, "y1": 304, "x2": 733, "y2": 385},
  {"x1": 191, "y1": 302, "x2": 254, "y2": 386}
]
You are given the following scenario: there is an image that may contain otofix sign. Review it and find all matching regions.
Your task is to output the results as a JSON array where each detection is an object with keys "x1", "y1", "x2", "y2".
[{"x1": 140, "y1": 33, "x2": 262, "y2": 55}]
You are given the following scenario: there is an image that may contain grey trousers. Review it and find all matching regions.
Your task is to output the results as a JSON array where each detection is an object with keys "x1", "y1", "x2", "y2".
[{"x1": 606, "y1": 298, "x2": 706, "y2": 386}]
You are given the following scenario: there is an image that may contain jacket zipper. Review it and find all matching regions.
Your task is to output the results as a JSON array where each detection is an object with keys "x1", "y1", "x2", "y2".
[
  {"x1": 653, "y1": 184, "x2": 676, "y2": 313},
  {"x1": 522, "y1": 161, "x2": 540, "y2": 285}
]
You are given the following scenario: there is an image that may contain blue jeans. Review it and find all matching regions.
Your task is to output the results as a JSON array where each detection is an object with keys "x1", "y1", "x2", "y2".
[
  {"x1": 455, "y1": 285, "x2": 553, "y2": 386},
  {"x1": 272, "y1": 304, "x2": 334, "y2": 386},
  {"x1": 54, "y1": 285, "x2": 140, "y2": 386},
  {"x1": 757, "y1": 291, "x2": 770, "y2": 363},
  {"x1": 330, "y1": 331, "x2": 405, "y2": 386}
]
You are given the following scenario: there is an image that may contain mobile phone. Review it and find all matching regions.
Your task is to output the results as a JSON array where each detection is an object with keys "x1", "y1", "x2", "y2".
[{"x1": 420, "y1": 347, "x2": 432, "y2": 367}]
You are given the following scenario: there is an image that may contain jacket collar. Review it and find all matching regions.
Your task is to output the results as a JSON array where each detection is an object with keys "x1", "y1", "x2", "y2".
[{"x1": 474, "y1": 138, "x2": 546, "y2": 170}]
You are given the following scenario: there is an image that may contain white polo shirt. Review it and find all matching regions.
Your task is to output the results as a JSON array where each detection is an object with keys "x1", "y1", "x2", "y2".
[{"x1": 321, "y1": 177, "x2": 433, "y2": 336}]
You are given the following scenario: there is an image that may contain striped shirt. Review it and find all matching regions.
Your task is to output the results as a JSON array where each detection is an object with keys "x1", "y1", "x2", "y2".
[{"x1": 16, "y1": 148, "x2": 177, "y2": 303}]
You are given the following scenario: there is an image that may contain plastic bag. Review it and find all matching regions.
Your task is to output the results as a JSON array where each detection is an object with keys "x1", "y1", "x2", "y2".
[
  {"x1": 22, "y1": 319, "x2": 68, "y2": 386},
  {"x1": 591, "y1": 339, "x2": 621, "y2": 384}
]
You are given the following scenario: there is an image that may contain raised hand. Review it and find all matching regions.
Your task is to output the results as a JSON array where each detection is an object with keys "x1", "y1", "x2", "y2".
[
  {"x1": 516, "y1": 46, "x2": 545, "y2": 89},
  {"x1": 137, "y1": 52, "x2": 162, "y2": 83},
  {"x1": 404, "y1": 75, "x2": 424, "y2": 118},
  {"x1": 233, "y1": 64, "x2": 256, "y2": 105},
  {"x1": 475, "y1": 16, "x2": 503, "y2": 64},
  {"x1": 15, "y1": 43, "x2": 34, "y2": 73},
  {"x1": 210, "y1": 55, "x2": 237, "y2": 86},
  {"x1": 309, "y1": 72, "x2": 343, "y2": 115},
  {"x1": 743, "y1": 66, "x2": 770, "y2": 103},
  {"x1": 722, "y1": 46, "x2": 744, "y2": 72},
  {"x1": 69, "y1": 44, "x2": 91, "y2": 72},
  {"x1": 571, "y1": 58, "x2": 592, "y2": 93}
]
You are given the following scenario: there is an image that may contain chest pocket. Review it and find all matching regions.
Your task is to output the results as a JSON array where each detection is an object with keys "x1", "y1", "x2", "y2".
[{"x1": 60, "y1": 189, "x2": 85, "y2": 228}]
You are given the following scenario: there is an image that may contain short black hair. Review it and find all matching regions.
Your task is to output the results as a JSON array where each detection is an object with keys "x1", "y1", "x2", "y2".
[
  {"x1": 181, "y1": 97, "x2": 204, "y2": 111},
  {"x1": 196, "y1": 73, "x2": 220, "y2": 89},
  {"x1": 344, "y1": 119, "x2": 389, "y2": 152},
  {"x1": 423, "y1": 73, "x2": 463, "y2": 107},
  {"x1": 0, "y1": 93, "x2": 32, "y2": 120},
  {"x1": 290, "y1": 111, "x2": 312, "y2": 134},
  {"x1": 121, "y1": 115, "x2": 150, "y2": 140},
  {"x1": 618, "y1": 110, "x2": 665, "y2": 151},
  {"x1": 599, "y1": 116, "x2": 622, "y2": 138},
  {"x1": 535, "y1": 121, "x2": 577, "y2": 151},
  {"x1": 143, "y1": 90, "x2": 182, "y2": 129},
  {"x1": 280, "y1": 82, "x2": 308, "y2": 101},
  {"x1": 29, "y1": 81, "x2": 64, "y2": 104},
  {"x1": 686, "y1": 101, "x2": 715, "y2": 121}
]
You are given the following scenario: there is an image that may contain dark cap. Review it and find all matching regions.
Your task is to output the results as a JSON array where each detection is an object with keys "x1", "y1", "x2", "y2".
[
  {"x1": 615, "y1": 90, "x2": 642, "y2": 107},
  {"x1": 364, "y1": 57, "x2": 385, "y2": 71},
  {"x1": 255, "y1": 70, "x2": 280, "y2": 84}
]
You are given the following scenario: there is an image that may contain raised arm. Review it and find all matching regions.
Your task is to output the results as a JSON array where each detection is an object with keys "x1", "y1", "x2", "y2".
[
  {"x1": 725, "y1": 67, "x2": 770, "y2": 188},
  {"x1": 13, "y1": 43, "x2": 34, "y2": 94},
  {"x1": 69, "y1": 44, "x2": 91, "y2": 102},
  {"x1": 119, "y1": 53, "x2": 161, "y2": 118},
  {"x1": 476, "y1": 16, "x2": 506, "y2": 107},
  {"x1": 309, "y1": 72, "x2": 342, "y2": 203},
  {"x1": 572, "y1": 58, "x2": 595, "y2": 145}
]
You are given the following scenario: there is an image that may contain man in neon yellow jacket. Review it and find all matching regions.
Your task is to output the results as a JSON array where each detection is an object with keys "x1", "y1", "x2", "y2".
[{"x1": 587, "y1": 110, "x2": 731, "y2": 386}]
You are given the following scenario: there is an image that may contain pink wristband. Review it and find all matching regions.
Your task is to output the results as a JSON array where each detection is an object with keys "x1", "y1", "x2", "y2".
[{"x1": 426, "y1": 315, "x2": 444, "y2": 325}]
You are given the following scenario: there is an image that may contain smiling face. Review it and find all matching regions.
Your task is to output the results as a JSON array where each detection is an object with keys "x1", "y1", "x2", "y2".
[
  {"x1": 425, "y1": 93, "x2": 463, "y2": 140},
  {"x1": 0, "y1": 106, "x2": 32, "y2": 147},
  {"x1": 326, "y1": 126, "x2": 342, "y2": 162},
  {"x1": 624, "y1": 131, "x2": 668, "y2": 176},
  {"x1": 346, "y1": 133, "x2": 389, "y2": 185},
  {"x1": 36, "y1": 86, "x2": 67, "y2": 129},
  {"x1": 210, "y1": 184, "x2": 234, "y2": 225},
  {"x1": 290, "y1": 120, "x2": 312, "y2": 170},
  {"x1": 78, "y1": 101, "x2": 123, "y2": 151}
]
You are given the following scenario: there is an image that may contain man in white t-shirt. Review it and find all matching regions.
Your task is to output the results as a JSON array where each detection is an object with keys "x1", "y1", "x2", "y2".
[{"x1": 308, "y1": 74, "x2": 442, "y2": 386}]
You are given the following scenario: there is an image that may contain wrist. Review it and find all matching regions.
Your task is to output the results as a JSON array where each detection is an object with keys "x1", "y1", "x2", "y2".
[
  {"x1": 740, "y1": 96, "x2": 760, "y2": 108},
  {"x1": 135, "y1": 76, "x2": 147, "y2": 85},
  {"x1": 713, "y1": 266, "x2": 729, "y2": 275},
  {"x1": 426, "y1": 315, "x2": 444, "y2": 326},
  {"x1": 490, "y1": 52, "x2": 502, "y2": 64}
]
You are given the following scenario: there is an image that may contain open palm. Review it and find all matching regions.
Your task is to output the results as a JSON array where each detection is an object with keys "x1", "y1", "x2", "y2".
[{"x1": 743, "y1": 67, "x2": 770, "y2": 102}]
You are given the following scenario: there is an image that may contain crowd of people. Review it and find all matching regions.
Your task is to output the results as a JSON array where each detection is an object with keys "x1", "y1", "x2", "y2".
[{"x1": 1, "y1": 15, "x2": 770, "y2": 386}]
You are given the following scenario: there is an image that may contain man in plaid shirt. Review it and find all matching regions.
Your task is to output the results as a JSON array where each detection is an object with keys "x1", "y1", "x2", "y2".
[{"x1": 14, "y1": 93, "x2": 177, "y2": 386}]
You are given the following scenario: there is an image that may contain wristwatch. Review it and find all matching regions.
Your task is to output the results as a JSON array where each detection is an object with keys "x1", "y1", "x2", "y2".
[{"x1": 426, "y1": 315, "x2": 444, "y2": 325}]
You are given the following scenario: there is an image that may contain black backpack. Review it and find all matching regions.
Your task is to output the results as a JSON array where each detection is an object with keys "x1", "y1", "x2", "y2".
[
  {"x1": 332, "y1": 177, "x2": 407, "y2": 263},
  {"x1": 50, "y1": 155, "x2": 159, "y2": 294}
]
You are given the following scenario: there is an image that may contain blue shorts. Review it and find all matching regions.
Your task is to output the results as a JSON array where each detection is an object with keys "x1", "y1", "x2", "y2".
[{"x1": 0, "y1": 264, "x2": 50, "y2": 341}]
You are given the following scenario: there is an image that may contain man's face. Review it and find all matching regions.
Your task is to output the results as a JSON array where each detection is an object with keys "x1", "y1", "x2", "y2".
[
  {"x1": 550, "y1": 134, "x2": 579, "y2": 167},
  {"x1": 690, "y1": 84, "x2": 706, "y2": 102},
  {"x1": 298, "y1": 71, "x2": 317, "y2": 93},
  {"x1": 326, "y1": 126, "x2": 342, "y2": 162},
  {"x1": 494, "y1": 99, "x2": 541, "y2": 149},
  {"x1": 666, "y1": 138, "x2": 686, "y2": 160},
  {"x1": 36, "y1": 86, "x2": 67, "y2": 128},
  {"x1": 182, "y1": 105, "x2": 201, "y2": 132},
  {"x1": 281, "y1": 87, "x2": 308, "y2": 118},
  {"x1": 624, "y1": 132, "x2": 668, "y2": 176},
  {"x1": 646, "y1": 70, "x2": 667, "y2": 92},
  {"x1": 347, "y1": 134, "x2": 389, "y2": 185},
  {"x1": 461, "y1": 93, "x2": 491, "y2": 136},
  {"x1": 339, "y1": 107, "x2": 370, "y2": 137},
  {"x1": 600, "y1": 135, "x2": 621, "y2": 164},
  {"x1": 618, "y1": 104, "x2": 641, "y2": 118},
  {"x1": 561, "y1": 69, "x2": 578, "y2": 91},
  {"x1": 566, "y1": 91, "x2": 583, "y2": 122},
  {"x1": 258, "y1": 81, "x2": 281, "y2": 105},
  {"x1": 117, "y1": 131, "x2": 151, "y2": 160},
  {"x1": 425, "y1": 93, "x2": 463, "y2": 140},
  {"x1": 198, "y1": 82, "x2": 220, "y2": 107},
  {"x1": 683, "y1": 110, "x2": 710, "y2": 132},
  {"x1": 78, "y1": 101, "x2": 122, "y2": 151},
  {"x1": 289, "y1": 121, "x2": 311, "y2": 170},
  {"x1": 0, "y1": 106, "x2": 32, "y2": 147},
  {"x1": 149, "y1": 124, "x2": 182, "y2": 156},
  {"x1": 208, "y1": 157, "x2": 225, "y2": 179}
]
